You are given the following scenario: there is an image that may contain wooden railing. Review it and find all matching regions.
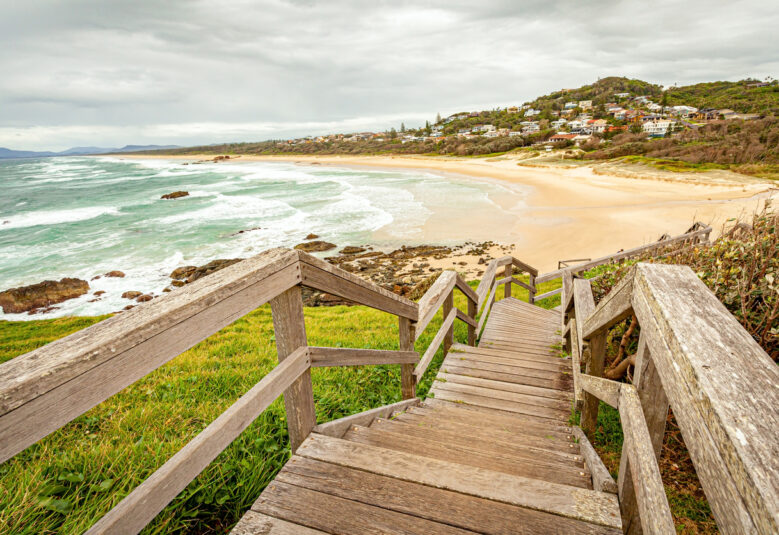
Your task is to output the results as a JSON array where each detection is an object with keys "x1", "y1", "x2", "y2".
[
  {"x1": 0, "y1": 247, "x2": 522, "y2": 534},
  {"x1": 563, "y1": 262, "x2": 778, "y2": 534}
]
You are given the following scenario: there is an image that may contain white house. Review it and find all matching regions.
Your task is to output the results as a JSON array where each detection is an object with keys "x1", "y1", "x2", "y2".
[
  {"x1": 524, "y1": 108, "x2": 540, "y2": 117},
  {"x1": 643, "y1": 120, "x2": 676, "y2": 137},
  {"x1": 578, "y1": 100, "x2": 593, "y2": 110},
  {"x1": 551, "y1": 118, "x2": 568, "y2": 129},
  {"x1": 564, "y1": 101, "x2": 578, "y2": 109}
]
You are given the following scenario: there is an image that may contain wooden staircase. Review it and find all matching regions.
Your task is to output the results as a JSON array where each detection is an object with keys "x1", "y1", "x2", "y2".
[{"x1": 232, "y1": 297, "x2": 622, "y2": 534}]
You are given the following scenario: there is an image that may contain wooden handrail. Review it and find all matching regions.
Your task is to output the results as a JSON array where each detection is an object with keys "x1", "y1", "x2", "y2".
[
  {"x1": 309, "y1": 347, "x2": 419, "y2": 367},
  {"x1": 568, "y1": 261, "x2": 779, "y2": 534},
  {"x1": 414, "y1": 308, "x2": 457, "y2": 382},
  {"x1": 535, "y1": 224, "x2": 712, "y2": 284}
]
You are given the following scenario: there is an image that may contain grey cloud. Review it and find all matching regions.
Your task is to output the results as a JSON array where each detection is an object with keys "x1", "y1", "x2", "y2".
[{"x1": 0, "y1": 0, "x2": 776, "y2": 150}]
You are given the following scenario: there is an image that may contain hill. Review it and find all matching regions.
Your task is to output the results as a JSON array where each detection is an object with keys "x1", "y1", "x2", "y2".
[
  {"x1": 0, "y1": 145, "x2": 181, "y2": 159},
  {"x1": 666, "y1": 80, "x2": 779, "y2": 114}
]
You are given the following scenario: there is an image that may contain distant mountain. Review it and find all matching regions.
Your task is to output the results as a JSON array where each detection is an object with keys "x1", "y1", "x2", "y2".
[{"x1": 0, "y1": 145, "x2": 181, "y2": 159}]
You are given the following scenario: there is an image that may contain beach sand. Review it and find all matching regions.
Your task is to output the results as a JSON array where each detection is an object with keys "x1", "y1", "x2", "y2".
[{"x1": 118, "y1": 153, "x2": 775, "y2": 274}]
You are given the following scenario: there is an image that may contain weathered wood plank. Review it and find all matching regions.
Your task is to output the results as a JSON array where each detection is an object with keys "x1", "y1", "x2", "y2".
[
  {"x1": 573, "y1": 426, "x2": 617, "y2": 494},
  {"x1": 512, "y1": 257, "x2": 539, "y2": 277},
  {"x1": 476, "y1": 281, "x2": 498, "y2": 336},
  {"x1": 443, "y1": 291, "x2": 454, "y2": 353},
  {"x1": 431, "y1": 381, "x2": 570, "y2": 413},
  {"x1": 275, "y1": 456, "x2": 619, "y2": 535},
  {"x1": 86, "y1": 347, "x2": 311, "y2": 535},
  {"x1": 455, "y1": 307, "x2": 477, "y2": 328},
  {"x1": 569, "y1": 318, "x2": 583, "y2": 404},
  {"x1": 578, "y1": 374, "x2": 621, "y2": 409},
  {"x1": 271, "y1": 286, "x2": 315, "y2": 453},
  {"x1": 581, "y1": 269, "x2": 634, "y2": 340},
  {"x1": 416, "y1": 271, "x2": 457, "y2": 339},
  {"x1": 414, "y1": 308, "x2": 457, "y2": 381},
  {"x1": 439, "y1": 362, "x2": 571, "y2": 392},
  {"x1": 0, "y1": 250, "x2": 300, "y2": 463},
  {"x1": 231, "y1": 511, "x2": 327, "y2": 535},
  {"x1": 308, "y1": 346, "x2": 418, "y2": 367},
  {"x1": 418, "y1": 400, "x2": 574, "y2": 434},
  {"x1": 467, "y1": 297, "x2": 477, "y2": 346},
  {"x1": 430, "y1": 387, "x2": 568, "y2": 422},
  {"x1": 503, "y1": 263, "x2": 513, "y2": 298},
  {"x1": 618, "y1": 385, "x2": 675, "y2": 534},
  {"x1": 299, "y1": 254, "x2": 417, "y2": 319},
  {"x1": 534, "y1": 287, "x2": 562, "y2": 301},
  {"x1": 399, "y1": 317, "x2": 416, "y2": 399},
  {"x1": 312, "y1": 398, "x2": 420, "y2": 438},
  {"x1": 454, "y1": 273, "x2": 479, "y2": 305},
  {"x1": 296, "y1": 434, "x2": 622, "y2": 529},
  {"x1": 436, "y1": 373, "x2": 572, "y2": 402},
  {"x1": 475, "y1": 259, "x2": 499, "y2": 306},
  {"x1": 255, "y1": 480, "x2": 477, "y2": 535},
  {"x1": 632, "y1": 262, "x2": 779, "y2": 534},
  {"x1": 617, "y1": 335, "x2": 669, "y2": 533}
]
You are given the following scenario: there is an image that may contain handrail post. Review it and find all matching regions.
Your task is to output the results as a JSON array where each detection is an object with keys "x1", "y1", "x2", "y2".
[
  {"x1": 580, "y1": 330, "x2": 606, "y2": 435},
  {"x1": 270, "y1": 285, "x2": 316, "y2": 452},
  {"x1": 467, "y1": 297, "x2": 477, "y2": 346},
  {"x1": 503, "y1": 263, "x2": 513, "y2": 298},
  {"x1": 443, "y1": 290, "x2": 454, "y2": 354},
  {"x1": 399, "y1": 317, "x2": 416, "y2": 399},
  {"x1": 528, "y1": 272, "x2": 536, "y2": 305},
  {"x1": 617, "y1": 334, "x2": 670, "y2": 534}
]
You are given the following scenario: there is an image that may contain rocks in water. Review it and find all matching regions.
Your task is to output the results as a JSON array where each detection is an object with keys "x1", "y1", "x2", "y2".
[
  {"x1": 340, "y1": 246, "x2": 366, "y2": 255},
  {"x1": 170, "y1": 280, "x2": 186, "y2": 288},
  {"x1": 94, "y1": 291, "x2": 106, "y2": 296},
  {"x1": 304, "y1": 233, "x2": 319, "y2": 240},
  {"x1": 136, "y1": 294, "x2": 153, "y2": 302},
  {"x1": 123, "y1": 304, "x2": 135, "y2": 311},
  {"x1": 231, "y1": 227, "x2": 262, "y2": 236},
  {"x1": 294, "y1": 240, "x2": 336, "y2": 252},
  {"x1": 122, "y1": 291, "x2": 142, "y2": 299},
  {"x1": 161, "y1": 191, "x2": 189, "y2": 200},
  {"x1": 104, "y1": 270, "x2": 125, "y2": 278},
  {"x1": 0, "y1": 278, "x2": 89, "y2": 314},
  {"x1": 169, "y1": 259, "x2": 243, "y2": 284}
]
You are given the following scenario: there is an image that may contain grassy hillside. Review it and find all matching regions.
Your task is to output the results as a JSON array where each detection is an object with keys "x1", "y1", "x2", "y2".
[
  {"x1": 528, "y1": 76, "x2": 662, "y2": 108},
  {"x1": 0, "y1": 279, "x2": 560, "y2": 534},
  {"x1": 666, "y1": 80, "x2": 779, "y2": 114}
]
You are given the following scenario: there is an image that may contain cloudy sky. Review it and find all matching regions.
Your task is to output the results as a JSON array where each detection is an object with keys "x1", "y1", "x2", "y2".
[{"x1": 1, "y1": 0, "x2": 776, "y2": 151}]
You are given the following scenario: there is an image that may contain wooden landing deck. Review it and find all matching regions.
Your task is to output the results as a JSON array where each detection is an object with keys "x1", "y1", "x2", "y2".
[{"x1": 232, "y1": 297, "x2": 621, "y2": 534}]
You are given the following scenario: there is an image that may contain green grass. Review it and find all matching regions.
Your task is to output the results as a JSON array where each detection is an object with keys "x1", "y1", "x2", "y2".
[{"x1": 0, "y1": 277, "x2": 561, "y2": 534}]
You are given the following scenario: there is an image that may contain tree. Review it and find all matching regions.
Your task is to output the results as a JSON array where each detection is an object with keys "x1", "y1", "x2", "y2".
[
  {"x1": 629, "y1": 123, "x2": 643, "y2": 134},
  {"x1": 425, "y1": 120, "x2": 431, "y2": 135},
  {"x1": 389, "y1": 128, "x2": 397, "y2": 139},
  {"x1": 661, "y1": 91, "x2": 668, "y2": 107},
  {"x1": 400, "y1": 122, "x2": 406, "y2": 133},
  {"x1": 436, "y1": 112, "x2": 442, "y2": 123}
]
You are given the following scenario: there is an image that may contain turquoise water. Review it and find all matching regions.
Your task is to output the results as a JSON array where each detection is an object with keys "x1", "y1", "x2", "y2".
[{"x1": 0, "y1": 156, "x2": 527, "y2": 318}]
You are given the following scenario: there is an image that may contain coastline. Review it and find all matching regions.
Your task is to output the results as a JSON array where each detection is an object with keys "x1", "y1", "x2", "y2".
[{"x1": 117, "y1": 153, "x2": 775, "y2": 273}]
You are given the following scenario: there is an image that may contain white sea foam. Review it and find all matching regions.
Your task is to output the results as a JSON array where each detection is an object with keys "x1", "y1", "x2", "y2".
[{"x1": 0, "y1": 206, "x2": 122, "y2": 230}]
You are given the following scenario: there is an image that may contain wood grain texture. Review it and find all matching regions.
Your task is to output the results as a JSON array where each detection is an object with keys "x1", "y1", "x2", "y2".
[
  {"x1": 308, "y1": 346, "x2": 418, "y2": 367},
  {"x1": 632, "y1": 262, "x2": 779, "y2": 534},
  {"x1": 573, "y1": 426, "x2": 617, "y2": 494},
  {"x1": 578, "y1": 374, "x2": 621, "y2": 409},
  {"x1": 231, "y1": 511, "x2": 327, "y2": 534},
  {"x1": 312, "y1": 398, "x2": 420, "y2": 438},
  {"x1": 618, "y1": 385, "x2": 675, "y2": 534},
  {"x1": 414, "y1": 308, "x2": 457, "y2": 382},
  {"x1": 581, "y1": 269, "x2": 634, "y2": 340},
  {"x1": 270, "y1": 286, "x2": 315, "y2": 453},
  {"x1": 534, "y1": 287, "x2": 562, "y2": 301},
  {"x1": 399, "y1": 317, "x2": 417, "y2": 399},
  {"x1": 416, "y1": 271, "x2": 457, "y2": 339},
  {"x1": 86, "y1": 347, "x2": 310, "y2": 535},
  {"x1": 296, "y1": 433, "x2": 622, "y2": 529},
  {"x1": 454, "y1": 273, "x2": 479, "y2": 305}
]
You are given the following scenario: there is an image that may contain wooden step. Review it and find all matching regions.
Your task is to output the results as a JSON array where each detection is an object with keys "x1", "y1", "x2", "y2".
[
  {"x1": 429, "y1": 387, "x2": 571, "y2": 422},
  {"x1": 342, "y1": 424, "x2": 591, "y2": 488},
  {"x1": 294, "y1": 433, "x2": 622, "y2": 530},
  {"x1": 371, "y1": 417, "x2": 585, "y2": 467},
  {"x1": 439, "y1": 362, "x2": 572, "y2": 391},
  {"x1": 264, "y1": 456, "x2": 621, "y2": 535},
  {"x1": 432, "y1": 379, "x2": 572, "y2": 413},
  {"x1": 391, "y1": 411, "x2": 580, "y2": 455},
  {"x1": 436, "y1": 372, "x2": 573, "y2": 402}
]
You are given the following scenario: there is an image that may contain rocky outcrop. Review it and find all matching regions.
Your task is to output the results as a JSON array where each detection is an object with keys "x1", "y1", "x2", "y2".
[
  {"x1": 104, "y1": 270, "x2": 125, "y2": 278},
  {"x1": 294, "y1": 240, "x2": 336, "y2": 252},
  {"x1": 161, "y1": 191, "x2": 189, "y2": 200},
  {"x1": 122, "y1": 291, "x2": 142, "y2": 299},
  {"x1": 340, "y1": 246, "x2": 366, "y2": 255},
  {"x1": 304, "y1": 233, "x2": 319, "y2": 240},
  {"x1": 169, "y1": 259, "x2": 243, "y2": 285},
  {"x1": 0, "y1": 278, "x2": 89, "y2": 314}
]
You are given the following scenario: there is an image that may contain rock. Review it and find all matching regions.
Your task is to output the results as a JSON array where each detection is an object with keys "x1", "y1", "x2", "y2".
[
  {"x1": 91, "y1": 275, "x2": 101, "y2": 281},
  {"x1": 478, "y1": 257, "x2": 486, "y2": 265},
  {"x1": 104, "y1": 270, "x2": 125, "y2": 278},
  {"x1": 304, "y1": 233, "x2": 319, "y2": 240},
  {"x1": 0, "y1": 278, "x2": 89, "y2": 314},
  {"x1": 162, "y1": 287, "x2": 172, "y2": 292},
  {"x1": 170, "y1": 266, "x2": 197, "y2": 280},
  {"x1": 136, "y1": 294, "x2": 153, "y2": 302},
  {"x1": 294, "y1": 240, "x2": 336, "y2": 252},
  {"x1": 340, "y1": 246, "x2": 366, "y2": 255},
  {"x1": 170, "y1": 280, "x2": 186, "y2": 287},
  {"x1": 161, "y1": 191, "x2": 189, "y2": 200},
  {"x1": 170, "y1": 259, "x2": 243, "y2": 284},
  {"x1": 122, "y1": 291, "x2": 142, "y2": 299},
  {"x1": 93, "y1": 291, "x2": 106, "y2": 296},
  {"x1": 123, "y1": 305, "x2": 135, "y2": 311},
  {"x1": 231, "y1": 227, "x2": 262, "y2": 236}
]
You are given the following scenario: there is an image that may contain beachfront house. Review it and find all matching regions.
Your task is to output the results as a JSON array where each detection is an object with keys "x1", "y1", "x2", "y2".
[
  {"x1": 578, "y1": 100, "x2": 593, "y2": 110},
  {"x1": 643, "y1": 119, "x2": 676, "y2": 137}
]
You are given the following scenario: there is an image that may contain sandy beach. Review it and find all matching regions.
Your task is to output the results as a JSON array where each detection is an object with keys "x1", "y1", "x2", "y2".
[{"x1": 119, "y1": 152, "x2": 775, "y2": 274}]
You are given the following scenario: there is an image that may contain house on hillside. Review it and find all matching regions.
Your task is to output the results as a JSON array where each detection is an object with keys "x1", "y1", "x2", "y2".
[
  {"x1": 507, "y1": 106, "x2": 519, "y2": 113},
  {"x1": 549, "y1": 133, "x2": 577, "y2": 143},
  {"x1": 669, "y1": 105, "x2": 698, "y2": 117},
  {"x1": 643, "y1": 119, "x2": 676, "y2": 137},
  {"x1": 551, "y1": 118, "x2": 568, "y2": 129},
  {"x1": 691, "y1": 108, "x2": 720, "y2": 120},
  {"x1": 578, "y1": 100, "x2": 593, "y2": 110},
  {"x1": 614, "y1": 92, "x2": 630, "y2": 98},
  {"x1": 564, "y1": 101, "x2": 578, "y2": 109},
  {"x1": 588, "y1": 119, "x2": 608, "y2": 133},
  {"x1": 525, "y1": 108, "x2": 540, "y2": 117}
]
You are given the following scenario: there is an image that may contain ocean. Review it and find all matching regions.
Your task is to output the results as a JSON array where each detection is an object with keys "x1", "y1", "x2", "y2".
[{"x1": 0, "y1": 156, "x2": 528, "y2": 319}]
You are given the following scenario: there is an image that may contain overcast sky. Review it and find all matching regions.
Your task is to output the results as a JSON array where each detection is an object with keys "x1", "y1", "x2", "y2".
[{"x1": 1, "y1": 0, "x2": 776, "y2": 151}]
